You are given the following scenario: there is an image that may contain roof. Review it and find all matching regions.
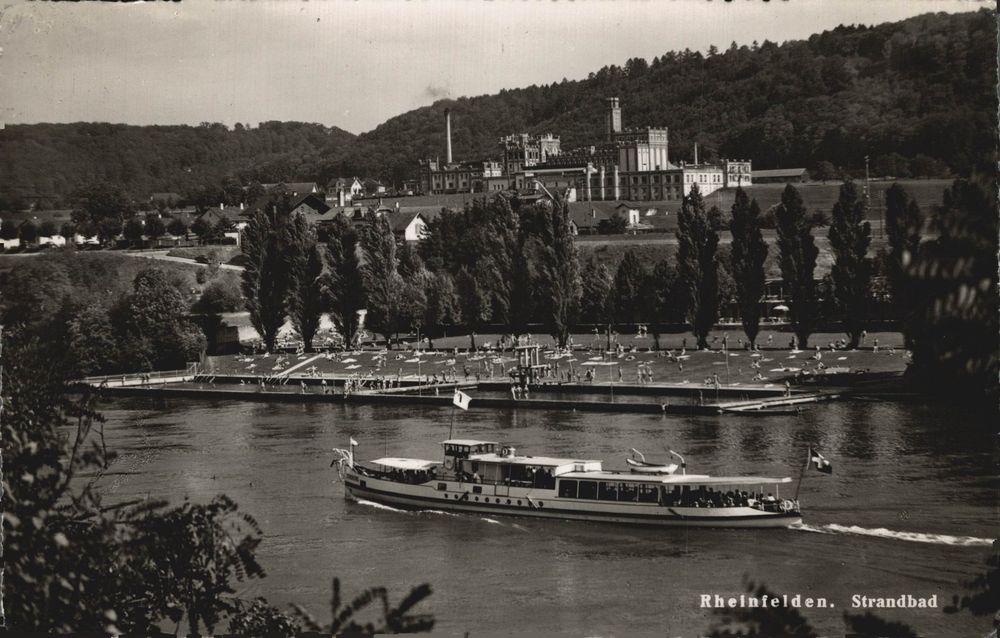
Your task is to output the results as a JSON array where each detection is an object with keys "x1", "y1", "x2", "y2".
[
  {"x1": 150, "y1": 192, "x2": 181, "y2": 201},
  {"x1": 386, "y1": 211, "x2": 424, "y2": 233},
  {"x1": 751, "y1": 168, "x2": 808, "y2": 178},
  {"x1": 328, "y1": 177, "x2": 361, "y2": 188},
  {"x1": 470, "y1": 453, "x2": 601, "y2": 468},
  {"x1": 566, "y1": 201, "x2": 621, "y2": 229},
  {"x1": 196, "y1": 207, "x2": 246, "y2": 226},
  {"x1": 559, "y1": 471, "x2": 793, "y2": 485},
  {"x1": 292, "y1": 194, "x2": 331, "y2": 214},
  {"x1": 370, "y1": 458, "x2": 439, "y2": 471}
]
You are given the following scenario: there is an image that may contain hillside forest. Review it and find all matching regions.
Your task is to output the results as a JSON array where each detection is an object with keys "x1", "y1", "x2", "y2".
[{"x1": 0, "y1": 9, "x2": 995, "y2": 210}]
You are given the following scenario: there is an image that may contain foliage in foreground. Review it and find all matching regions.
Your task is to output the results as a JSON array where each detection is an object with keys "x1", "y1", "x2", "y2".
[{"x1": 0, "y1": 329, "x2": 433, "y2": 634}]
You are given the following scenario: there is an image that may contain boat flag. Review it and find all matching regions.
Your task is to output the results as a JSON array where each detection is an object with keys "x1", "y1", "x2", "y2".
[
  {"x1": 809, "y1": 447, "x2": 832, "y2": 474},
  {"x1": 453, "y1": 389, "x2": 471, "y2": 411},
  {"x1": 350, "y1": 437, "x2": 359, "y2": 447}
]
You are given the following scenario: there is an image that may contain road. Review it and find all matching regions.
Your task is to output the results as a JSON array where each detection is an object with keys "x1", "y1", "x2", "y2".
[{"x1": 119, "y1": 250, "x2": 244, "y2": 271}]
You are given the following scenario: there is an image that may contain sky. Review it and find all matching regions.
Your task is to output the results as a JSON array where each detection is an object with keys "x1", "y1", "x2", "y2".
[{"x1": 0, "y1": 0, "x2": 985, "y2": 134}]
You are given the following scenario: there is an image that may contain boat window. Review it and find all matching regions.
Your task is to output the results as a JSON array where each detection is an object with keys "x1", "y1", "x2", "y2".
[
  {"x1": 472, "y1": 485, "x2": 482, "y2": 494},
  {"x1": 558, "y1": 479, "x2": 578, "y2": 498},
  {"x1": 618, "y1": 482, "x2": 638, "y2": 502},
  {"x1": 598, "y1": 482, "x2": 618, "y2": 501},
  {"x1": 436, "y1": 483, "x2": 447, "y2": 491},
  {"x1": 637, "y1": 484, "x2": 658, "y2": 503},
  {"x1": 577, "y1": 480, "x2": 598, "y2": 500}
]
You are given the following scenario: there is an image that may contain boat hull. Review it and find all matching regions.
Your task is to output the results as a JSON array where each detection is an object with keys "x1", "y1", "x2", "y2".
[{"x1": 343, "y1": 473, "x2": 801, "y2": 529}]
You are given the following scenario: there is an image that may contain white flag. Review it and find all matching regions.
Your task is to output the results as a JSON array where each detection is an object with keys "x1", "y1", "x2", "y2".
[
  {"x1": 350, "y1": 437, "x2": 359, "y2": 447},
  {"x1": 453, "y1": 389, "x2": 471, "y2": 411}
]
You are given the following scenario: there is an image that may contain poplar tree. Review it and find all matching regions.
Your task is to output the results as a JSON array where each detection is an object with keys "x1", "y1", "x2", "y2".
[
  {"x1": 535, "y1": 198, "x2": 582, "y2": 348},
  {"x1": 286, "y1": 214, "x2": 325, "y2": 352},
  {"x1": 360, "y1": 213, "x2": 403, "y2": 349},
  {"x1": 774, "y1": 184, "x2": 819, "y2": 348},
  {"x1": 240, "y1": 208, "x2": 290, "y2": 352},
  {"x1": 884, "y1": 183, "x2": 923, "y2": 335},
  {"x1": 579, "y1": 255, "x2": 614, "y2": 349},
  {"x1": 829, "y1": 180, "x2": 872, "y2": 348},
  {"x1": 729, "y1": 187, "x2": 768, "y2": 347},
  {"x1": 676, "y1": 183, "x2": 719, "y2": 349},
  {"x1": 613, "y1": 250, "x2": 645, "y2": 329},
  {"x1": 324, "y1": 215, "x2": 366, "y2": 349}
]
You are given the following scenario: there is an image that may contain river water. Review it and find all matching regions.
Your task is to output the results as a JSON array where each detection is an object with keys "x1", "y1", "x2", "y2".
[{"x1": 95, "y1": 397, "x2": 995, "y2": 637}]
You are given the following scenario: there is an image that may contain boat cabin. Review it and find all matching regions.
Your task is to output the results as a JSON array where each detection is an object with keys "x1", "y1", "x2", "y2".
[
  {"x1": 442, "y1": 439, "x2": 602, "y2": 489},
  {"x1": 367, "y1": 457, "x2": 439, "y2": 484},
  {"x1": 556, "y1": 471, "x2": 793, "y2": 509}
]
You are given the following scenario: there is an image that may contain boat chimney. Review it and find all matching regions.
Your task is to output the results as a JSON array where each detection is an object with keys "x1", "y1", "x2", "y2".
[{"x1": 445, "y1": 108, "x2": 453, "y2": 165}]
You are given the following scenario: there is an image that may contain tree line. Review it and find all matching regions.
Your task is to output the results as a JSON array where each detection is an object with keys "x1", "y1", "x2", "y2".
[{"x1": 240, "y1": 175, "x2": 996, "y2": 401}]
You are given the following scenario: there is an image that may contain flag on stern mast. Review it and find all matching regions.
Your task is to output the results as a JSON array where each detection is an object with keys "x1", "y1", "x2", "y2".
[
  {"x1": 453, "y1": 389, "x2": 471, "y2": 411},
  {"x1": 809, "y1": 447, "x2": 832, "y2": 474}
]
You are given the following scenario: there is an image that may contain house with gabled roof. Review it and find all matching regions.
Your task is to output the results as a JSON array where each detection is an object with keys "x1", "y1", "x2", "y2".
[{"x1": 326, "y1": 177, "x2": 363, "y2": 205}]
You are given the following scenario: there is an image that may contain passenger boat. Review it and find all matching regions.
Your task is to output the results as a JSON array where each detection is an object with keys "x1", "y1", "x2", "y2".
[{"x1": 332, "y1": 439, "x2": 802, "y2": 528}]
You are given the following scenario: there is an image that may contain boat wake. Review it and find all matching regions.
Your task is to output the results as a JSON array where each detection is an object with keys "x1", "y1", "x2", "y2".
[
  {"x1": 352, "y1": 499, "x2": 514, "y2": 527},
  {"x1": 353, "y1": 498, "x2": 406, "y2": 513},
  {"x1": 791, "y1": 523, "x2": 993, "y2": 547}
]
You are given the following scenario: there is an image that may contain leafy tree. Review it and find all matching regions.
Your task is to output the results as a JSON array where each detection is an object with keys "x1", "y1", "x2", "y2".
[
  {"x1": 71, "y1": 182, "x2": 134, "y2": 246},
  {"x1": 324, "y1": 215, "x2": 366, "y2": 349},
  {"x1": 38, "y1": 219, "x2": 58, "y2": 237},
  {"x1": 729, "y1": 188, "x2": 768, "y2": 346},
  {"x1": 421, "y1": 271, "x2": 458, "y2": 349},
  {"x1": 286, "y1": 215, "x2": 325, "y2": 351},
  {"x1": 240, "y1": 209, "x2": 291, "y2": 352},
  {"x1": 828, "y1": 180, "x2": 872, "y2": 348},
  {"x1": 144, "y1": 212, "x2": 166, "y2": 243},
  {"x1": 775, "y1": 184, "x2": 819, "y2": 348},
  {"x1": 884, "y1": 183, "x2": 923, "y2": 333},
  {"x1": 0, "y1": 258, "x2": 73, "y2": 328},
  {"x1": 1, "y1": 218, "x2": 19, "y2": 239},
  {"x1": 167, "y1": 216, "x2": 189, "y2": 239},
  {"x1": 190, "y1": 215, "x2": 212, "y2": 243},
  {"x1": 598, "y1": 213, "x2": 628, "y2": 234},
  {"x1": 60, "y1": 222, "x2": 76, "y2": 241},
  {"x1": 130, "y1": 495, "x2": 267, "y2": 636},
  {"x1": 903, "y1": 178, "x2": 998, "y2": 402},
  {"x1": 944, "y1": 538, "x2": 1000, "y2": 619},
  {"x1": 67, "y1": 303, "x2": 120, "y2": 375},
  {"x1": 19, "y1": 220, "x2": 38, "y2": 243},
  {"x1": 360, "y1": 213, "x2": 404, "y2": 348},
  {"x1": 534, "y1": 198, "x2": 582, "y2": 347},
  {"x1": 399, "y1": 269, "x2": 429, "y2": 344},
  {"x1": 638, "y1": 259, "x2": 679, "y2": 350},
  {"x1": 455, "y1": 265, "x2": 492, "y2": 351},
  {"x1": 812, "y1": 160, "x2": 838, "y2": 183},
  {"x1": 613, "y1": 250, "x2": 645, "y2": 329},
  {"x1": 191, "y1": 279, "x2": 243, "y2": 314},
  {"x1": 579, "y1": 255, "x2": 615, "y2": 349},
  {"x1": 676, "y1": 183, "x2": 720, "y2": 349},
  {"x1": 123, "y1": 216, "x2": 145, "y2": 247},
  {"x1": 118, "y1": 268, "x2": 206, "y2": 368}
]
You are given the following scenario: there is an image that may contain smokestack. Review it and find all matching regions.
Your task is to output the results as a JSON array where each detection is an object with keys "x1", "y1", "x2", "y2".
[
  {"x1": 694, "y1": 143, "x2": 699, "y2": 166},
  {"x1": 445, "y1": 109, "x2": 453, "y2": 165}
]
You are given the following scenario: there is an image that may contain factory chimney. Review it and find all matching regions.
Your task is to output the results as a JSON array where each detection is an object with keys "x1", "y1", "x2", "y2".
[
  {"x1": 693, "y1": 142, "x2": 699, "y2": 166},
  {"x1": 445, "y1": 109, "x2": 453, "y2": 165}
]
